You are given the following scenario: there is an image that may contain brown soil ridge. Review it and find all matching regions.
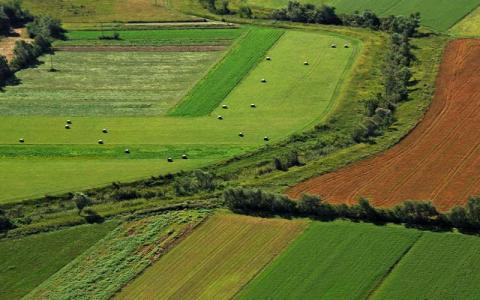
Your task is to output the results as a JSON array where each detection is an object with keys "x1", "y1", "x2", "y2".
[
  {"x1": 287, "y1": 39, "x2": 480, "y2": 212},
  {"x1": 54, "y1": 45, "x2": 227, "y2": 52}
]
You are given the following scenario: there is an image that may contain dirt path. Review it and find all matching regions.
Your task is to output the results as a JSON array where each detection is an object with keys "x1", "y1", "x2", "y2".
[
  {"x1": 54, "y1": 45, "x2": 227, "y2": 52},
  {"x1": 287, "y1": 39, "x2": 480, "y2": 211},
  {"x1": 0, "y1": 28, "x2": 28, "y2": 61}
]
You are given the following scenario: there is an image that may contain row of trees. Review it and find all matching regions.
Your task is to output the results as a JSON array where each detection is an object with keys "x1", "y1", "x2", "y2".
[
  {"x1": 353, "y1": 30, "x2": 414, "y2": 142},
  {"x1": 224, "y1": 187, "x2": 480, "y2": 232},
  {"x1": 272, "y1": 1, "x2": 421, "y2": 37},
  {"x1": 0, "y1": 0, "x2": 32, "y2": 35}
]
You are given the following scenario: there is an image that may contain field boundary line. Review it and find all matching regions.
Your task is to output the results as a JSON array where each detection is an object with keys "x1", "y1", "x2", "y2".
[{"x1": 366, "y1": 232, "x2": 423, "y2": 299}]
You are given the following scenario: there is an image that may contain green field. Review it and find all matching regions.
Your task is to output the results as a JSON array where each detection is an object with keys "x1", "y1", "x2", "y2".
[
  {"x1": 0, "y1": 222, "x2": 116, "y2": 299},
  {"x1": 25, "y1": 211, "x2": 207, "y2": 300},
  {"x1": 372, "y1": 232, "x2": 480, "y2": 299},
  {"x1": 243, "y1": 0, "x2": 480, "y2": 32},
  {"x1": 115, "y1": 213, "x2": 306, "y2": 300},
  {"x1": 1, "y1": 51, "x2": 222, "y2": 116},
  {"x1": 450, "y1": 6, "x2": 480, "y2": 36},
  {"x1": 0, "y1": 28, "x2": 357, "y2": 204},
  {"x1": 4, "y1": 0, "x2": 198, "y2": 23},
  {"x1": 55, "y1": 28, "x2": 245, "y2": 46},
  {"x1": 237, "y1": 221, "x2": 421, "y2": 299}
]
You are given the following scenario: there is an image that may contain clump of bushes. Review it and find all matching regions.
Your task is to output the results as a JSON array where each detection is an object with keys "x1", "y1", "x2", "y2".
[
  {"x1": 26, "y1": 15, "x2": 65, "y2": 40},
  {"x1": 224, "y1": 187, "x2": 480, "y2": 232},
  {"x1": 0, "y1": 0, "x2": 32, "y2": 35},
  {"x1": 0, "y1": 209, "x2": 15, "y2": 233},
  {"x1": 99, "y1": 31, "x2": 121, "y2": 40}
]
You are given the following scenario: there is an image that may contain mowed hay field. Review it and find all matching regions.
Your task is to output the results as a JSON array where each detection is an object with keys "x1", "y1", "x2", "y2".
[
  {"x1": 0, "y1": 222, "x2": 116, "y2": 299},
  {"x1": 372, "y1": 232, "x2": 480, "y2": 299},
  {"x1": 237, "y1": 221, "x2": 421, "y2": 300},
  {"x1": 242, "y1": 0, "x2": 480, "y2": 32},
  {"x1": 288, "y1": 39, "x2": 480, "y2": 211},
  {"x1": 115, "y1": 214, "x2": 306, "y2": 300},
  {"x1": 0, "y1": 28, "x2": 357, "y2": 204},
  {"x1": 3, "y1": 0, "x2": 198, "y2": 23}
]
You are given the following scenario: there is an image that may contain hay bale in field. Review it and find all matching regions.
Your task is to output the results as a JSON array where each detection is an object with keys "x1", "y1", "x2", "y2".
[
  {"x1": 304, "y1": 61, "x2": 309, "y2": 65},
  {"x1": 344, "y1": 44, "x2": 349, "y2": 48},
  {"x1": 167, "y1": 157, "x2": 174, "y2": 163},
  {"x1": 66, "y1": 120, "x2": 72, "y2": 124},
  {"x1": 125, "y1": 149, "x2": 130, "y2": 154},
  {"x1": 98, "y1": 139, "x2": 104, "y2": 145},
  {"x1": 182, "y1": 154, "x2": 188, "y2": 160},
  {"x1": 217, "y1": 115, "x2": 224, "y2": 120},
  {"x1": 65, "y1": 124, "x2": 71, "y2": 129},
  {"x1": 222, "y1": 104, "x2": 228, "y2": 109},
  {"x1": 261, "y1": 78, "x2": 267, "y2": 83},
  {"x1": 102, "y1": 128, "x2": 108, "y2": 134},
  {"x1": 331, "y1": 43, "x2": 337, "y2": 48},
  {"x1": 266, "y1": 56, "x2": 271, "y2": 61},
  {"x1": 250, "y1": 103, "x2": 256, "y2": 108},
  {"x1": 264, "y1": 136, "x2": 270, "y2": 141},
  {"x1": 239, "y1": 132, "x2": 244, "y2": 137},
  {"x1": 19, "y1": 138, "x2": 24, "y2": 143}
]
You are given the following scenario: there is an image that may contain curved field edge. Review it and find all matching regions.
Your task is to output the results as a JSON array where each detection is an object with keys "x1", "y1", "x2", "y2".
[
  {"x1": 24, "y1": 210, "x2": 209, "y2": 300},
  {"x1": 0, "y1": 222, "x2": 117, "y2": 299},
  {"x1": 450, "y1": 6, "x2": 480, "y2": 37},
  {"x1": 114, "y1": 213, "x2": 307, "y2": 300},
  {"x1": 168, "y1": 27, "x2": 284, "y2": 116}
]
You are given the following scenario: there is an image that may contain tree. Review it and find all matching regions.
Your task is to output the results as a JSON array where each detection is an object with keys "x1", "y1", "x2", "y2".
[
  {"x1": 466, "y1": 196, "x2": 480, "y2": 229},
  {"x1": 10, "y1": 40, "x2": 36, "y2": 71},
  {"x1": 297, "y1": 194, "x2": 322, "y2": 214},
  {"x1": 27, "y1": 16, "x2": 65, "y2": 39},
  {"x1": 216, "y1": 0, "x2": 230, "y2": 15},
  {"x1": 239, "y1": 5, "x2": 252, "y2": 18},
  {"x1": 0, "y1": 55, "x2": 11, "y2": 83},
  {"x1": 0, "y1": 7, "x2": 11, "y2": 34},
  {"x1": 73, "y1": 192, "x2": 91, "y2": 215}
]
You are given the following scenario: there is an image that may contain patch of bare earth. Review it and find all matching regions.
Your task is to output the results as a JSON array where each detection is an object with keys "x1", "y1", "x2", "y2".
[{"x1": 0, "y1": 28, "x2": 30, "y2": 61}]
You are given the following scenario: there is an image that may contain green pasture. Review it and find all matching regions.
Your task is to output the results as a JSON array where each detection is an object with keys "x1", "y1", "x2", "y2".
[
  {"x1": 0, "y1": 222, "x2": 116, "y2": 299},
  {"x1": 55, "y1": 28, "x2": 245, "y2": 46},
  {"x1": 372, "y1": 232, "x2": 480, "y2": 299},
  {"x1": 0, "y1": 28, "x2": 357, "y2": 204},
  {"x1": 237, "y1": 221, "x2": 421, "y2": 299},
  {"x1": 242, "y1": 0, "x2": 480, "y2": 32},
  {"x1": 1, "y1": 51, "x2": 221, "y2": 116}
]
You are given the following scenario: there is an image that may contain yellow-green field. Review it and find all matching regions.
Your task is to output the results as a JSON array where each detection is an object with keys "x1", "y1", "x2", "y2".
[
  {"x1": 450, "y1": 6, "x2": 480, "y2": 36},
  {"x1": 115, "y1": 213, "x2": 307, "y2": 299}
]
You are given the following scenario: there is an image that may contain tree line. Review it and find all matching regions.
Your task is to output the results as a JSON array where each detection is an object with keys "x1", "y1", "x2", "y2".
[
  {"x1": 272, "y1": 1, "x2": 420, "y2": 37},
  {"x1": 224, "y1": 187, "x2": 480, "y2": 233},
  {"x1": 0, "y1": 1, "x2": 65, "y2": 86}
]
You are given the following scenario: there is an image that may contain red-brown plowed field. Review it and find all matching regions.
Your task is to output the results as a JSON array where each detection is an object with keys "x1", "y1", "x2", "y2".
[{"x1": 287, "y1": 39, "x2": 480, "y2": 211}]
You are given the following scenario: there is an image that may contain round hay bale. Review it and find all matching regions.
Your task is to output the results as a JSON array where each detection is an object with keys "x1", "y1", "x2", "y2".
[
  {"x1": 182, "y1": 154, "x2": 188, "y2": 160},
  {"x1": 239, "y1": 132, "x2": 244, "y2": 137},
  {"x1": 266, "y1": 56, "x2": 271, "y2": 61},
  {"x1": 125, "y1": 149, "x2": 130, "y2": 154},
  {"x1": 66, "y1": 120, "x2": 72, "y2": 124},
  {"x1": 331, "y1": 43, "x2": 337, "y2": 48},
  {"x1": 65, "y1": 124, "x2": 71, "y2": 129},
  {"x1": 102, "y1": 128, "x2": 108, "y2": 134},
  {"x1": 98, "y1": 139, "x2": 104, "y2": 145},
  {"x1": 261, "y1": 78, "x2": 267, "y2": 83},
  {"x1": 344, "y1": 44, "x2": 349, "y2": 48},
  {"x1": 19, "y1": 138, "x2": 25, "y2": 143},
  {"x1": 217, "y1": 115, "x2": 223, "y2": 120},
  {"x1": 167, "y1": 157, "x2": 174, "y2": 163},
  {"x1": 264, "y1": 136, "x2": 270, "y2": 141},
  {"x1": 304, "y1": 61, "x2": 309, "y2": 66},
  {"x1": 250, "y1": 103, "x2": 256, "y2": 108},
  {"x1": 222, "y1": 104, "x2": 228, "y2": 109}
]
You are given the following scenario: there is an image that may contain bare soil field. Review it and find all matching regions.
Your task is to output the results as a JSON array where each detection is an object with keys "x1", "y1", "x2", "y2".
[
  {"x1": 0, "y1": 29, "x2": 29, "y2": 61},
  {"x1": 288, "y1": 39, "x2": 480, "y2": 211}
]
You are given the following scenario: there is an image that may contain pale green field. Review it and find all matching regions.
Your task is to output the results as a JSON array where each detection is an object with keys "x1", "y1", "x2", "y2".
[
  {"x1": 450, "y1": 6, "x2": 480, "y2": 36},
  {"x1": 0, "y1": 30, "x2": 357, "y2": 204}
]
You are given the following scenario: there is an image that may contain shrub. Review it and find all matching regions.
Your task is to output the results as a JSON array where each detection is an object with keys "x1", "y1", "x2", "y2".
[
  {"x1": 0, "y1": 214, "x2": 14, "y2": 232},
  {"x1": 216, "y1": 0, "x2": 230, "y2": 15},
  {"x1": 73, "y1": 192, "x2": 92, "y2": 214},
  {"x1": 27, "y1": 15, "x2": 65, "y2": 39},
  {"x1": 111, "y1": 187, "x2": 141, "y2": 201},
  {"x1": 10, "y1": 40, "x2": 37, "y2": 71},
  {"x1": 83, "y1": 208, "x2": 104, "y2": 224},
  {"x1": 239, "y1": 5, "x2": 253, "y2": 18},
  {"x1": 0, "y1": 55, "x2": 11, "y2": 83}
]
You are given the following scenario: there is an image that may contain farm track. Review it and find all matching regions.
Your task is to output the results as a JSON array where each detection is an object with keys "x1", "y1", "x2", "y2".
[
  {"x1": 287, "y1": 39, "x2": 480, "y2": 211},
  {"x1": 54, "y1": 45, "x2": 227, "y2": 52}
]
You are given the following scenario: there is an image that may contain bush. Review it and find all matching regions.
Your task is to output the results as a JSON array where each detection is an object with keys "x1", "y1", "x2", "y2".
[
  {"x1": 73, "y1": 192, "x2": 91, "y2": 214},
  {"x1": 239, "y1": 5, "x2": 253, "y2": 18},
  {"x1": 83, "y1": 208, "x2": 104, "y2": 224},
  {"x1": 10, "y1": 40, "x2": 37, "y2": 71},
  {"x1": 27, "y1": 15, "x2": 65, "y2": 39},
  {"x1": 216, "y1": 0, "x2": 230, "y2": 15},
  {"x1": 0, "y1": 214, "x2": 14, "y2": 232},
  {"x1": 111, "y1": 187, "x2": 141, "y2": 201},
  {"x1": 99, "y1": 32, "x2": 121, "y2": 40}
]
